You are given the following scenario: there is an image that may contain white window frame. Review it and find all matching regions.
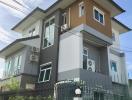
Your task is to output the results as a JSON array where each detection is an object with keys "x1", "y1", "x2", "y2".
[
  {"x1": 38, "y1": 62, "x2": 52, "y2": 83},
  {"x1": 62, "y1": 12, "x2": 67, "y2": 25},
  {"x1": 93, "y1": 6, "x2": 105, "y2": 25},
  {"x1": 14, "y1": 55, "x2": 22, "y2": 75},
  {"x1": 110, "y1": 60, "x2": 117, "y2": 72},
  {"x1": 42, "y1": 16, "x2": 55, "y2": 49},
  {"x1": 83, "y1": 47, "x2": 89, "y2": 69},
  {"x1": 5, "y1": 59, "x2": 12, "y2": 76},
  {"x1": 29, "y1": 28, "x2": 36, "y2": 36},
  {"x1": 79, "y1": 2, "x2": 85, "y2": 17},
  {"x1": 112, "y1": 32, "x2": 116, "y2": 41}
]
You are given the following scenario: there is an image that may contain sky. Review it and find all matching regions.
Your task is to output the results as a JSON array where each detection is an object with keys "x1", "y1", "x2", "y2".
[{"x1": 0, "y1": 0, "x2": 132, "y2": 78}]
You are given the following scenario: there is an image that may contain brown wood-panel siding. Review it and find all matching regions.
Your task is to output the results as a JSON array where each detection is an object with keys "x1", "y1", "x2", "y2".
[
  {"x1": 64, "y1": 0, "x2": 112, "y2": 38},
  {"x1": 69, "y1": 0, "x2": 87, "y2": 28},
  {"x1": 85, "y1": 0, "x2": 112, "y2": 37}
]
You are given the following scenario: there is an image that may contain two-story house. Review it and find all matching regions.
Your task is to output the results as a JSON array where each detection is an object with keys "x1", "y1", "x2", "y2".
[{"x1": 0, "y1": 0, "x2": 131, "y2": 99}]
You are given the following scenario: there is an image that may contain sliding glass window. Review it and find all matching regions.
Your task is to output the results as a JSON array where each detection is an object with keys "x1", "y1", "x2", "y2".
[{"x1": 43, "y1": 17, "x2": 55, "y2": 48}]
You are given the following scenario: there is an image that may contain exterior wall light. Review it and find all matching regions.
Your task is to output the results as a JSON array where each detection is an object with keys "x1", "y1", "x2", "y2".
[
  {"x1": 75, "y1": 88, "x2": 81, "y2": 97},
  {"x1": 74, "y1": 88, "x2": 82, "y2": 100}
]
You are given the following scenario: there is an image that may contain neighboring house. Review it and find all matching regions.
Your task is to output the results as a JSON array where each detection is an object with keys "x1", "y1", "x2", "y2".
[
  {"x1": 0, "y1": 0, "x2": 131, "y2": 99},
  {"x1": 129, "y1": 79, "x2": 132, "y2": 99},
  {"x1": 0, "y1": 36, "x2": 40, "y2": 90}
]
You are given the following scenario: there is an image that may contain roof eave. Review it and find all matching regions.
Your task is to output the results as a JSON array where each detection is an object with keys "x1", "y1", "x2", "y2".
[
  {"x1": 108, "y1": 0, "x2": 125, "y2": 15},
  {"x1": 112, "y1": 18, "x2": 132, "y2": 34},
  {"x1": 0, "y1": 35, "x2": 39, "y2": 58},
  {"x1": 11, "y1": 7, "x2": 45, "y2": 31}
]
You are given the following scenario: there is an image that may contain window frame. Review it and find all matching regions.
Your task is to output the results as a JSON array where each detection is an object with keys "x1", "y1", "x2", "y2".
[
  {"x1": 79, "y1": 2, "x2": 85, "y2": 17},
  {"x1": 62, "y1": 12, "x2": 67, "y2": 25},
  {"x1": 42, "y1": 16, "x2": 55, "y2": 49},
  {"x1": 93, "y1": 6, "x2": 105, "y2": 25},
  {"x1": 83, "y1": 47, "x2": 89, "y2": 70},
  {"x1": 38, "y1": 62, "x2": 52, "y2": 83},
  {"x1": 110, "y1": 60, "x2": 117, "y2": 72},
  {"x1": 29, "y1": 28, "x2": 36, "y2": 36},
  {"x1": 5, "y1": 59, "x2": 12, "y2": 76},
  {"x1": 14, "y1": 55, "x2": 22, "y2": 75},
  {"x1": 112, "y1": 32, "x2": 116, "y2": 41}
]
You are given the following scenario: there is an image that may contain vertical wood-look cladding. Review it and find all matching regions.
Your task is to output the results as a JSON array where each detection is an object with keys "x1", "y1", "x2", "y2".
[{"x1": 65, "y1": 0, "x2": 112, "y2": 37}]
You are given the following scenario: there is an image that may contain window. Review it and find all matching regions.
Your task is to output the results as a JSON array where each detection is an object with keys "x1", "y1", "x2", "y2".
[
  {"x1": 112, "y1": 33, "x2": 116, "y2": 41},
  {"x1": 93, "y1": 7, "x2": 105, "y2": 25},
  {"x1": 83, "y1": 47, "x2": 88, "y2": 70},
  {"x1": 38, "y1": 63, "x2": 52, "y2": 82},
  {"x1": 94, "y1": 92, "x2": 104, "y2": 100},
  {"x1": 111, "y1": 60, "x2": 117, "y2": 72},
  {"x1": 14, "y1": 55, "x2": 22, "y2": 75},
  {"x1": 43, "y1": 17, "x2": 55, "y2": 48},
  {"x1": 5, "y1": 60, "x2": 12, "y2": 76},
  {"x1": 79, "y1": 2, "x2": 85, "y2": 17},
  {"x1": 29, "y1": 28, "x2": 36, "y2": 36},
  {"x1": 62, "y1": 13, "x2": 67, "y2": 25}
]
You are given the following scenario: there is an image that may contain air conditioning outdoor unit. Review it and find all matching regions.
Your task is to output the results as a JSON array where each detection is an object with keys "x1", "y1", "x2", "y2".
[
  {"x1": 31, "y1": 47, "x2": 39, "y2": 53},
  {"x1": 30, "y1": 54, "x2": 38, "y2": 62},
  {"x1": 87, "y1": 59, "x2": 95, "y2": 72},
  {"x1": 61, "y1": 24, "x2": 69, "y2": 32}
]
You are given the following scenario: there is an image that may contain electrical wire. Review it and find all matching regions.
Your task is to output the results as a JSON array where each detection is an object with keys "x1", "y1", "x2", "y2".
[
  {"x1": 1, "y1": 0, "x2": 131, "y2": 53},
  {"x1": 13, "y1": 0, "x2": 31, "y2": 10},
  {"x1": 0, "y1": 0, "x2": 28, "y2": 15}
]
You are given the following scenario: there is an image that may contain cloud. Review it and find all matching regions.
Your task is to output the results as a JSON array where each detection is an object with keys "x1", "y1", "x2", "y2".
[
  {"x1": 0, "y1": 27, "x2": 14, "y2": 44},
  {"x1": 0, "y1": 0, "x2": 31, "y2": 18}
]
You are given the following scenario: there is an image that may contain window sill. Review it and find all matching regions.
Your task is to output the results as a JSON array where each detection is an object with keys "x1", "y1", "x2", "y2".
[
  {"x1": 93, "y1": 17, "x2": 105, "y2": 26},
  {"x1": 42, "y1": 44, "x2": 54, "y2": 50}
]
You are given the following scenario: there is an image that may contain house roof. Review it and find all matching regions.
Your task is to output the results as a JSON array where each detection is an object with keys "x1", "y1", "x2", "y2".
[
  {"x1": 0, "y1": 35, "x2": 40, "y2": 58},
  {"x1": 112, "y1": 18, "x2": 132, "y2": 34},
  {"x1": 12, "y1": 0, "x2": 125, "y2": 32},
  {"x1": 11, "y1": 7, "x2": 46, "y2": 33}
]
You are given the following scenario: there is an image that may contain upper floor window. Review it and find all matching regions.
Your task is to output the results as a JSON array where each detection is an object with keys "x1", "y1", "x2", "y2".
[
  {"x1": 29, "y1": 28, "x2": 36, "y2": 36},
  {"x1": 43, "y1": 17, "x2": 55, "y2": 48},
  {"x1": 14, "y1": 55, "x2": 22, "y2": 74},
  {"x1": 38, "y1": 63, "x2": 52, "y2": 83},
  {"x1": 79, "y1": 2, "x2": 85, "y2": 17},
  {"x1": 83, "y1": 47, "x2": 88, "y2": 70},
  {"x1": 93, "y1": 7, "x2": 105, "y2": 25},
  {"x1": 5, "y1": 60, "x2": 12, "y2": 76},
  {"x1": 62, "y1": 13, "x2": 67, "y2": 25},
  {"x1": 112, "y1": 33, "x2": 116, "y2": 41},
  {"x1": 111, "y1": 60, "x2": 117, "y2": 72}
]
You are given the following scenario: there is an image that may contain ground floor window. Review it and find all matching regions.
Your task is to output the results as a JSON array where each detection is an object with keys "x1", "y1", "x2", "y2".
[
  {"x1": 94, "y1": 92, "x2": 104, "y2": 100},
  {"x1": 38, "y1": 63, "x2": 52, "y2": 83}
]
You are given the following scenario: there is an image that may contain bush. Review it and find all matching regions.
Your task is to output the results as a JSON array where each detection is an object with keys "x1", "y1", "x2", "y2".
[
  {"x1": 4, "y1": 78, "x2": 20, "y2": 91},
  {"x1": 9, "y1": 95, "x2": 53, "y2": 100}
]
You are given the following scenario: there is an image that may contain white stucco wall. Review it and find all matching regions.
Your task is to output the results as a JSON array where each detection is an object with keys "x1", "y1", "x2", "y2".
[
  {"x1": 22, "y1": 20, "x2": 42, "y2": 37},
  {"x1": 108, "y1": 28, "x2": 128, "y2": 85},
  {"x1": 58, "y1": 32, "x2": 83, "y2": 73},
  {"x1": 112, "y1": 28, "x2": 120, "y2": 49},
  {"x1": 109, "y1": 52, "x2": 128, "y2": 84}
]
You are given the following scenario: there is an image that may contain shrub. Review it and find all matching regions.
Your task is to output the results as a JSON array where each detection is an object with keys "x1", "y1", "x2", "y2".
[{"x1": 9, "y1": 95, "x2": 53, "y2": 100}]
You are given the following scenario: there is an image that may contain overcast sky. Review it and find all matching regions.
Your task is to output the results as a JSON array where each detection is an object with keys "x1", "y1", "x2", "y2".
[{"x1": 0, "y1": 0, "x2": 132, "y2": 78}]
